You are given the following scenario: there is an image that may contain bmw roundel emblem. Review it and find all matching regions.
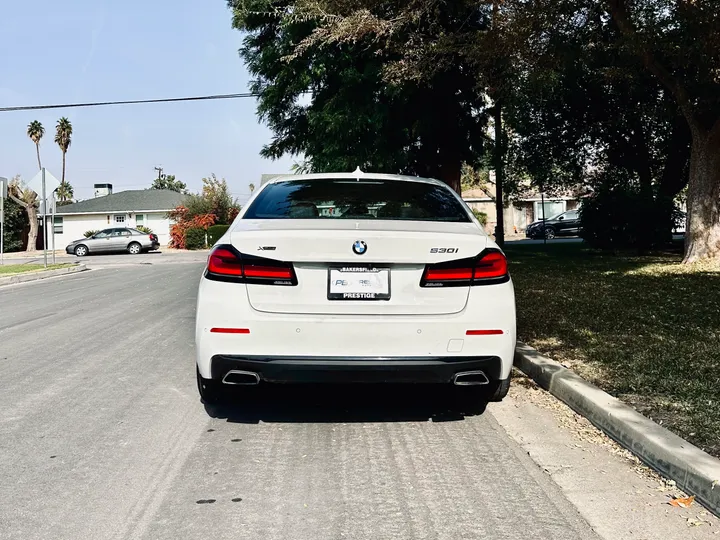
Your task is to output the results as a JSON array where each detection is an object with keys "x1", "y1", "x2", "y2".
[{"x1": 352, "y1": 240, "x2": 367, "y2": 255}]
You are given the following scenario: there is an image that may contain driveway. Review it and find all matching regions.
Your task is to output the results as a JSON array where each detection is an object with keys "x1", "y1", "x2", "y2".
[{"x1": 0, "y1": 265, "x2": 715, "y2": 540}]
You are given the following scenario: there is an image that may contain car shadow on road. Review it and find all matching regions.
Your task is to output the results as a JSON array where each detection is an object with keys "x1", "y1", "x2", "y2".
[{"x1": 203, "y1": 383, "x2": 488, "y2": 424}]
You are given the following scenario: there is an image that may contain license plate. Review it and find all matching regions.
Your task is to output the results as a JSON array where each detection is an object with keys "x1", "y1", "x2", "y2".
[{"x1": 328, "y1": 266, "x2": 391, "y2": 300}]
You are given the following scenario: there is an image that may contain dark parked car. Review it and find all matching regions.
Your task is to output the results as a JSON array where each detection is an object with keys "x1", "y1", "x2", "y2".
[
  {"x1": 66, "y1": 228, "x2": 160, "y2": 256},
  {"x1": 525, "y1": 210, "x2": 581, "y2": 239}
]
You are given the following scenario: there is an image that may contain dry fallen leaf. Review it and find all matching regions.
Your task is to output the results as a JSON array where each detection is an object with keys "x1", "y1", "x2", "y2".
[{"x1": 669, "y1": 495, "x2": 696, "y2": 508}]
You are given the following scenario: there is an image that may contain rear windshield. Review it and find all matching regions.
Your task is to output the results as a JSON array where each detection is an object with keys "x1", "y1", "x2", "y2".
[{"x1": 243, "y1": 179, "x2": 471, "y2": 222}]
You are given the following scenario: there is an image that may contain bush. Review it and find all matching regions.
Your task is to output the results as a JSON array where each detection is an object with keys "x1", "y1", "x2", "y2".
[
  {"x1": 580, "y1": 180, "x2": 678, "y2": 251},
  {"x1": 207, "y1": 224, "x2": 230, "y2": 247},
  {"x1": 184, "y1": 227, "x2": 207, "y2": 250},
  {"x1": 168, "y1": 210, "x2": 216, "y2": 249},
  {"x1": 471, "y1": 208, "x2": 488, "y2": 225},
  {"x1": 136, "y1": 225, "x2": 153, "y2": 235},
  {"x1": 84, "y1": 230, "x2": 99, "y2": 238}
]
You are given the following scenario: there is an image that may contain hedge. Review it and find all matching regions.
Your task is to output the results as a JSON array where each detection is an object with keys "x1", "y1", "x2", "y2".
[
  {"x1": 207, "y1": 224, "x2": 230, "y2": 247},
  {"x1": 185, "y1": 227, "x2": 207, "y2": 250}
]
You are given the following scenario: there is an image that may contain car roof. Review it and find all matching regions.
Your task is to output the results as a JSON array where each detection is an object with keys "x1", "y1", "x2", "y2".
[{"x1": 264, "y1": 169, "x2": 447, "y2": 188}]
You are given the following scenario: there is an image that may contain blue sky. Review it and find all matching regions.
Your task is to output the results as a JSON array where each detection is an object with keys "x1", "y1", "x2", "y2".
[{"x1": 0, "y1": 0, "x2": 296, "y2": 204}]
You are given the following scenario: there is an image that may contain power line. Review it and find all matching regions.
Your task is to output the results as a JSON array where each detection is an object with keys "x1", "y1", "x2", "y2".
[{"x1": 0, "y1": 92, "x2": 259, "y2": 113}]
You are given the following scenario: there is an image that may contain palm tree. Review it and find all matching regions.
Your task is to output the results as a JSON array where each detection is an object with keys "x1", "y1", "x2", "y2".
[
  {"x1": 27, "y1": 120, "x2": 45, "y2": 170},
  {"x1": 249, "y1": 183, "x2": 255, "y2": 193},
  {"x1": 55, "y1": 182, "x2": 74, "y2": 204},
  {"x1": 55, "y1": 117, "x2": 73, "y2": 202}
]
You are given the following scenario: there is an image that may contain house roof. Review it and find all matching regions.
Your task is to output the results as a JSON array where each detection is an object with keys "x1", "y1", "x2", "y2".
[{"x1": 57, "y1": 189, "x2": 187, "y2": 215}]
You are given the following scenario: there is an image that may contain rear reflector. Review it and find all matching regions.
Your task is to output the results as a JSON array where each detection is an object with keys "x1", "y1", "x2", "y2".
[
  {"x1": 205, "y1": 244, "x2": 297, "y2": 285},
  {"x1": 210, "y1": 328, "x2": 250, "y2": 334},
  {"x1": 421, "y1": 249, "x2": 508, "y2": 287},
  {"x1": 243, "y1": 264, "x2": 294, "y2": 280},
  {"x1": 466, "y1": 329, "x2": 504, "y2": 335}
]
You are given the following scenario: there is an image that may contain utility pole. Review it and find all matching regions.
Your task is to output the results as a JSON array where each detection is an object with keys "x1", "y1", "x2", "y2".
[
  {"x1": 491, "y1": 0, "x2": 505, "y2": 248},
  {"x1": 154, "y1": 166, "x2": 163, "y2": 184},
  {"x1": 494, "y1": 102, "x2": 505, "y2": 248},
  {"x1": 0, "y1": 176, "x2": 7, "y2": 265},
  {"x1": 42, "y1": 168, "x2": 47, "y2": 268}
]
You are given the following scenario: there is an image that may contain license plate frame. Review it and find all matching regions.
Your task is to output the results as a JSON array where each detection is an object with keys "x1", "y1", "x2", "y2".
[{"x1": 327, "y1": 265, "x2": 391, "y2": 301}]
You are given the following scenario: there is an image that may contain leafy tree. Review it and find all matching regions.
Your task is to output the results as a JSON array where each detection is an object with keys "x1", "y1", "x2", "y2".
[
  {"x1": 506, "y1": 3, "x2": 690, "y2": 250},
  {"x1": 604, "y1": 0, "x2": 720, "y2": 262},
  {"x1": 166, "y1": 173, "x2": 240, "y2": 248},
  {"x1": 200, "y1": 173, "x2": 240, "y2": 225},
  {"x1": 152, "y1": 173, "x2": 188, "y2": 193},
  {"x1": 54, "y1": 118, "x2": 74, "y2": 203},
  {"x1": 229, "y1": 0, "x2": 490, "y2": 193},
  {"x1": 1, "y1": 195, "x2": 28, "y2": 252},
  {"x1": 27, "y1": 121, "x2": 45, "y2": 171},
  {"x1": 7, "y1": 175, "x2": 39, "y2": 252}
]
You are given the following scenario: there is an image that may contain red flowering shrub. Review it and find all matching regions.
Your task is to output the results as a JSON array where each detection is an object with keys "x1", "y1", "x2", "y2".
[{"x1": 168, "y1": 206, "x2": 216, "y2": 249}]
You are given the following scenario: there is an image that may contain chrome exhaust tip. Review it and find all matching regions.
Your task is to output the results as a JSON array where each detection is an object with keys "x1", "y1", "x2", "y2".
[
  {"x1": 222, "y1": 370, "x2": 261, "y2": 385},
  {"x1": 453, "y1": 371, "x2": 490, "y2": 386}
]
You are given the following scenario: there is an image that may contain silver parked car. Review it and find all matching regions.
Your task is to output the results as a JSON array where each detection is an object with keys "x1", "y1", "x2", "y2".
[{"x1": 65, "y1": 228, "x2": 161, "y2": 257}]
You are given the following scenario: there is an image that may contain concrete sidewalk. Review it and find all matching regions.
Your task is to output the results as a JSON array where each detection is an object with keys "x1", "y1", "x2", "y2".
[{"x1": 515, "y1": 342, "x2": 720, "y2": 517}]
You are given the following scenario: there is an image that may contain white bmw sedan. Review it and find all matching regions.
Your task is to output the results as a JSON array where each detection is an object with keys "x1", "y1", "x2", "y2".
[{"x1": 195, "y1": 171, "x2": 516, "y2": 404}]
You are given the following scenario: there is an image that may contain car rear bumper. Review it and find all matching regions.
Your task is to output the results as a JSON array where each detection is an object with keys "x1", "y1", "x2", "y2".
[{"x1": 210, "y1": 354, "x2": 502, "y2": 384}]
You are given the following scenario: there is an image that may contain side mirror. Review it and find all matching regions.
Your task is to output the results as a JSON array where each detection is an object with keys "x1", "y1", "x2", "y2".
[{"x1": 558, "y1": 216, "x2": 564, "y2": 221}]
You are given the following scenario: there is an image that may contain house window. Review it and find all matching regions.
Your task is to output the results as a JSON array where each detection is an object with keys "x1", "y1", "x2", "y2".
[
  {"x1": 136, "y1": 214, "x2": 144, "y2": 226},
  {"x1": 114, "y1": 215, "x2": 126, "y2": 224},
  {"x1": 53, "y1": 216, "x2": 63, "y2": 234}
]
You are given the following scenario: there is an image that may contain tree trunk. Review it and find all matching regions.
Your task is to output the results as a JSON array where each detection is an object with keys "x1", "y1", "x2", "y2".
[
  {"x1": 26, "y1": 204, "x2": 39, "y2": 252},
  {"x1": 493, "y1": 101, "x2": 505, "y2": 247},
  {"x1": 683, "y1": 125, "x2": 720, "y2": 263},
  {"x1": 61, "y1": 150, "x2": 66, "y2": 184},
  {"x1": 36, "y1": 143, "x2": 42, "y2": 171}
]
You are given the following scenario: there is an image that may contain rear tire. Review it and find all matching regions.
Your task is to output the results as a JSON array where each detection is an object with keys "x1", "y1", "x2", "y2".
[
  {"x1": 197, "y1": 367, "x2": 223, "y2": 405},
  {"x1": 485, "y1": 378, "x2": 511, "y2": 402},
  {"x1": 128, "y1": 242, "x2": 142, "y2": 255}
]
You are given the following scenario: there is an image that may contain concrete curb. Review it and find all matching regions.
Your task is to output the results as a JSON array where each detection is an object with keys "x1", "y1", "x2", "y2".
[
  {"x1": 514, "y1": 342, "x2": 720, "y2": 516},
  {"x1": 0, "y1": 264, "x2": 87, "y2": 287}
]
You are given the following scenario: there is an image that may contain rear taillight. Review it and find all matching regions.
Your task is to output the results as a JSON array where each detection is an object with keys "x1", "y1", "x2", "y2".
[
  {"x1": 421, "y1": 250, "x2": 508, "y2": 287},
  {"x1": 208, "y1": 247, "x2": 243, "y2": 277},
  {"x1": 472, "y1": 251, "x2": 508, "y2": 280},
  {"x1": 205, "y1": 245, "x2": 296, "y2": 285}
]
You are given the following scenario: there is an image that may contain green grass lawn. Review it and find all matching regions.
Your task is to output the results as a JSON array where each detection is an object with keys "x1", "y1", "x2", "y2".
[
  {"x1": 0, "y1": 263, "x2": 73, "y2": 276},
  {"x1": 505, "y1": 241, "x2": 720, "y2": 458}
]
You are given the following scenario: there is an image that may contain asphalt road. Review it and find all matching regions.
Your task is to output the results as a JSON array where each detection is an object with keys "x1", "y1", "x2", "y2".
[{"x1": 0, "y1": 264, "x2": 714, "y2": 540}]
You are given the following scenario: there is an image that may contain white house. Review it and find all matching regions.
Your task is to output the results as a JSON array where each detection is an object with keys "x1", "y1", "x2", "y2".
[{"x1": 54, "y1": 186, "x2": 187, "y2": 247}]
